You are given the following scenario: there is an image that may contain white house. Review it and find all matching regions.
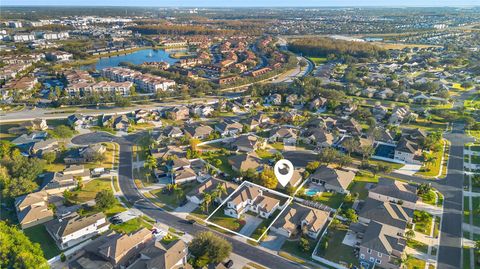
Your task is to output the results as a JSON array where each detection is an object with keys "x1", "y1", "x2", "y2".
[
  {"x1": 224, "y1": 184, "x2": 283, "y2": 219},
  {"x1": 45, "y1": 212, "x2": 109, "y2": 249}
]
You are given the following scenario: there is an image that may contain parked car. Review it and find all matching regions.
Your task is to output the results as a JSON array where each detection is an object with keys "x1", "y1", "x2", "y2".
[{"x1": 224, "y1": 260, "x2": 234, "y2": 268}]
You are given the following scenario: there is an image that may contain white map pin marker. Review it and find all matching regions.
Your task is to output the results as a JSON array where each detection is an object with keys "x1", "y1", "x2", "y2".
[{"x1": 274, "y1": 159, "x2": 294, "y2": 187}]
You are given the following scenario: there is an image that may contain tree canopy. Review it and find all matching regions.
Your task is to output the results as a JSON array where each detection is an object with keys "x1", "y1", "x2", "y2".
[
  {"x1": 0, "y1": 221, "x2": 49, "y2": 269},
  {"x1": 189, "y1": 231, "x2": 232, "y2": 267}
]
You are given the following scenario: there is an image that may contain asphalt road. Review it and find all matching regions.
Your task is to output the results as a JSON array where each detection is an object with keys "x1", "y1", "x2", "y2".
[
  {"x1": 71, "y1": 117, "x2": 472, "y2": 269},
  {"x1": 72, "y1": 132, "x2": 307, "y2": 269}
]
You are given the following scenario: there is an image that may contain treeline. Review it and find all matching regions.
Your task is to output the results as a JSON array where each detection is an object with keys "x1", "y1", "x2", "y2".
[
  {"x1": 289, "y1": 37, "x2": 385, "y2": 59},
  {"x1": 127, "y1": 25, "x2": 235, "y2": 36},
  {"x1": 29, "y1": 24, "x2": 73, "y2": 32}
]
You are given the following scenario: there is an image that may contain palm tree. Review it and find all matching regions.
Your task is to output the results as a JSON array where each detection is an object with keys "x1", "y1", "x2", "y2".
[
  {"x1": 174, "y1": 188, "x2": 184, "y2": 204},
  {"x1": 144, "y1": 155, "x2": 158, "y2": 183},
  {"x1": 166, "y1": 183, "x2": 178, "y2": 193},
  {"x1": 201, "y1": 193, "x2": 212, "y2": 214}
]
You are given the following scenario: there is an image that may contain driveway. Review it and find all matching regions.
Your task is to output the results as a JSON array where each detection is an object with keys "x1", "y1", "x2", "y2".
[
  {"x1": 174, "y1": 201, "x2": 198, "y2": 214},
  {"x1": 393, "y1": 163, "x2": 421, "y2": 176},
  {"x1": 239, "y1": 214, "x2": 263, "y2": 237},
  {"x1": 260, "y1": 234, "x2": 288, "y2": 251}
]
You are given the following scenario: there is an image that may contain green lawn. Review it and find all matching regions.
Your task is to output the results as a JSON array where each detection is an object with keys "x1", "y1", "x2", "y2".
[
  {"x1": 150, "y1": 181, "x2": 199, "y2": 209},
  {"x1": 24, "y1": 225, "x2": 61, "y2": 259},
  {"x1": 110, "y1": 217, "x2": 153, "y2": 234},
  {"x1": 413, "y1": 210, "x2": 433, "y2": 235},
  {"x1": 201, "y1": 152, "x2": 237, "y2": 176},
  {"x1": 464, "y1": 196, "x2": 471, "y2": 224},
  {"x1": 463, "y1": 247, "x2": 471, "y2": 269},
  {"x1": 316, "y1": 227, "x2": 358, "y2": 266},
  {"x1": 314, "y1": 192, "x2": 345, "y2": 209},
  {"x1": 270, "y1": 142, "x2": 284, "y2": 151},
  {"x1": 433, "y1": 216, "x2": 440, "y2": 238},
  {"x1": 70, "y1": 178, "x2": 112, "y2": 203},
  {"x1": 407, "y1": 239, "x2": 428, "y2": 253},
  {"x1": 369, "y1": 159, "x2": 404, "y2": 170},
  {"x1": 206, "y1": 206, "x2": 245, "y2": 232},
  {"x1": 420, "y1": 190, "x2": 437, "y2": 206},
  {"x1": 44, "y1": 163, "x2": 67, "y2": 173},
  {"x1": 348, "y1": 172, "x2": 378, "y2": 200},
  {"x1": 405, "y1": 256, "x2": 426, "y2": 269},
  {"x1": 473, "y1": 197, "x2": 480, "y2": 227},
  {"x1": 280, "y1": 238, "x2": 316, "y2": 261},
  {"x1": 472, "y1": 155, "x2": 480, "y2": 165},
  {"x1": 416, "y1": 141, "x2": 445, "y2": 177},
  {"x1": 255, "y1": 149, "x2": 274, "y2": 159},
  {"x1": 308, "y1": 57, "x2": 328, "y2": 65}
]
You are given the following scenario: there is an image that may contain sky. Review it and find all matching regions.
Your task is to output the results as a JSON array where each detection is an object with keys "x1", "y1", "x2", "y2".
[{"x1": 3, "y1": 0, "x2": 480, "y2": 7}]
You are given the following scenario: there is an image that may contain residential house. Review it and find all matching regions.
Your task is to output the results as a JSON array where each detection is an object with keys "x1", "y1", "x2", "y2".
[
  {"x1": 167, "y1": 106, "x2": 190, "y2": 121},
  {"x1": 272, "y1": 203, "x2": 329, "y2": 239},
  {"x1": 301, "y1": 127, "x2": 334, "y2": 148},
  {"x1": 15, "y1": 191, "x2": 54, "y2": 229},
  {"x1": 215, "y1": 119, "x2": 243, "y2": 136},
  {"x1": 368, "y1": 178, "x2": 418, "y2": 209},
  {"x1": 335, "y1": 118, "x2": 362, "y2": 136},
  {"x1": 358, "y1": 198, "x2": 413, "y2": 234},
  {"x1": 335, "y1": 103, "x2": 357, "y2": 116},
  {"x1": 45, "y1": 212, "x2": 109, "y2": 250},
  {"x1": 388, "y1": 107, "x2": 417, "y2": 126},
  {"x1": 310, "y1": 166, "x2": 355, "y2": 194},
  {"x1": 186, "y1": 178, "x2": 236, "y2": 205},
  {"x1": 183, "y1": 124, "x2": 213, "y2": 139},
  {"x1": 113, "y1": 115, "x2": 130, "y2": 131},
  {"x1": 393, "y1": 137, "x2": 422, "y2": 164},
  {"x1": 151, "y1": 146, "x2": 186, "y2": 161},
  {"x1": 227, "y1": 153, "x2": 263, "y2": 173},
  {"x1": 64, "y1": 144, "x2": 106, "y2": 164},
  {"x1": 126, "y1": 240, "x2": 189, "y2": 269},
  {"x1": 31, "y1": 138, "x2": 58, "y2": 156},
  {"x1": 42, "y1": 172, "x2": 78, "y2": 195},
  {"x1": 21, "y1": 118, "x2": 48, "y2": 131},
  {"x1": 264, "y1": 93, "x2": 282, "y2": 105},
  {"x1": 372, "y1": 105, "x2": 388, "y2": 121},
  {"x1": 156, "y1": 126, "x2": 184, "y2": 140},
  {"x1": 269, "y1": 127, "x2": 298, "y2": 145},
  {"x1": 68, "y1": 114, "x2": 95, "y2": 130},
  {"x1": 309, "y1": 97, "x2": 327, "y2": 111},
  {"x1": 359, "y1": 221, "x2": 407, "y2": 269},
  {"x1": 69, "y1": 228, "x2": 154, "y2": 269},
  {"x1": 190, "y1": 105, "x2": 214, "y2": 118},
  {"x1": 285, "y1": 94, "x2": 299, "y2": 106},
  {"x1": 224, "y1": 183, "x2": 283, "y2": 219},
  {"x1": 162, "y1": 158, "x2": 198, "y2": 184},
  {"x1": 231, "y1": 135, "x2": 265, "y2": 153}
]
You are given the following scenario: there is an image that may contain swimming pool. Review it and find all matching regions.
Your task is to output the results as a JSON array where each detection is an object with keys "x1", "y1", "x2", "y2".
[{"x1": 305, "y1": 188, "x2": 321, "y2": 196}]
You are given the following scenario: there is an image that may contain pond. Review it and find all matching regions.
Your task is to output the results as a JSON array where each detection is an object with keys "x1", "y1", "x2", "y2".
[{"x1": 81, "y1": 48, "x2": 184, "y2": 70}]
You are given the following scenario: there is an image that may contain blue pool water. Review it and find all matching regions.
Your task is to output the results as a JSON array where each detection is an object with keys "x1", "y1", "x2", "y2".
[
  {"x1": 81, "y1": 48, "x2": 184, "y2": 70},
  {"x1": 305, "y1": 188, "x2": 321, "y2": 196}
]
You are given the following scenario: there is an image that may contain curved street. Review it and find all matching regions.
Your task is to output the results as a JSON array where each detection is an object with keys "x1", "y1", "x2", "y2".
[{"x1": 72, "y1": 132, "x2": 307, "y2": 269}]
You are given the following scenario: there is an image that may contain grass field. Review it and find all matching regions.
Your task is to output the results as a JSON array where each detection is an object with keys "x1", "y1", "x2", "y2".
[
  {"x1": 413, "y1": 210, "x2": 433, "y2": 235},
  {"x1": 110, "y1": 217, "x2": 153, "y2": 234},
  {"x1": 70, "y1": 178, "x2": 112, "y2": 203},
  {"x1": 316, "y1": 227, "x2": 358, "y2": 266},
  {"x1": 308, "y1": 57, "x2": 328, "y2": 65},
  {"x1": 280, "y1": 237, "x2": 316, "y2": 261},
  {"x1": 24, "y1": 225, "x2": 61, "y2": 259},
  {"x1": 314, "y1": 192, "x2": 345, "y2": 209},
  {"x1": 405, "y1": 255, "x2": 426, "y2": 269},
  {"x1": 150, "y1": 181, "x2": 199, "y2": 209},
  {"x1": 416, "y1": 140, "x2": 445, "y2": 177}
]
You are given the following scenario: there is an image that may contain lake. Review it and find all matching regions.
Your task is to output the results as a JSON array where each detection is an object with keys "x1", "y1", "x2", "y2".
[{"x1": 81, "y1": 48, "x2": 183, "y2": 70}]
